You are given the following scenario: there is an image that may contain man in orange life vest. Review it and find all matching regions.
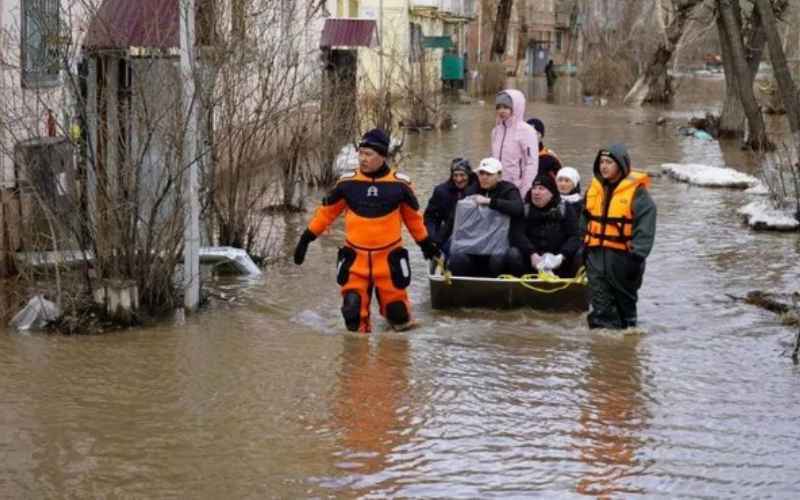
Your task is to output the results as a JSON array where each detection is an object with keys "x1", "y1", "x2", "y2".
[
  {"x1": 580, "y1": 144, "x2": 656, "y2": 329},
  {"x1": 293, "y1": 129, "x2": 440, "y2": 332}
]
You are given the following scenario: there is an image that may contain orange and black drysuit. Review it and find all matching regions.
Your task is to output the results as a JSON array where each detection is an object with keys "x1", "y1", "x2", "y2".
[{"x1": 297, "y1": 164, "x2": 436, "y2": 332}]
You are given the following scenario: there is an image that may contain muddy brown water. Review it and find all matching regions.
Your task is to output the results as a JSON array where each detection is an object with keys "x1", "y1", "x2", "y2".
[{"x1": 3, "y1": 77, "x2": 800, "y2": 498}]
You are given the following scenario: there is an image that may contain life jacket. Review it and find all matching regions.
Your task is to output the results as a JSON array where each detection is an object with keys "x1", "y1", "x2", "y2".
[{"x1": 584, "y1": 171, "x2": 651, "y2": 251}]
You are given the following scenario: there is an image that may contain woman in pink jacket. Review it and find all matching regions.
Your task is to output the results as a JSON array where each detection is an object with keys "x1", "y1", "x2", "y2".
[{"x1": 491, "y1": 89, "x2": 539, "y2": 199}]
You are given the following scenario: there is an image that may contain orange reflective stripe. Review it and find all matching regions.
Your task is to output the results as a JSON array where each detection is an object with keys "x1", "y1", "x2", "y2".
[{"x1": 584, "y1": 171, "x2": 650, "y2": 251}]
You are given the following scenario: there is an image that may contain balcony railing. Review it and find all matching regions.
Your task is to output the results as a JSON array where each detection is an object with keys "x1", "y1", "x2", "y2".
[{"x1": 410, "y1": 0, "x2": 475, "y2": 18}]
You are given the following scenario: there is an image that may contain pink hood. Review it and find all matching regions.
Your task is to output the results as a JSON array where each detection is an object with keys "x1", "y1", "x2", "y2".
[{"x1": 491, "y1": 89, "x2": 539, "y2": 198}]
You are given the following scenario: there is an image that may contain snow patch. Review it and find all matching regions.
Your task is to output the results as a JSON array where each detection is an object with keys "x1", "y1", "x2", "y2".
[
  {"x1": 662, "y1": 163, "x2": 761, "y2": 189},
  {"x1": 738, "y1": 199, "x2": 800, "y2": 231},
  {"x1": 333, "y1": 145, "x2": 358, "y2": 176},
  {"x1": 745, "y1": 183, "x2": 770, "y2": 195}
]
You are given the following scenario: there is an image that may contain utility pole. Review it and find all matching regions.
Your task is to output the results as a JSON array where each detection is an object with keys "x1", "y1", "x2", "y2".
[
  {"x1": 180, "y1": 0, "x2": 201, "y2": 311},
  {"x1": 379, "y1": 0, "x2": 384, "y2": 90}
]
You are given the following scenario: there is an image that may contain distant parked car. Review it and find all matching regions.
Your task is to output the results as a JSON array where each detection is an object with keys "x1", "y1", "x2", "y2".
[{"x1": 704, "y1": 53, "x2": 723, "y2": 72}]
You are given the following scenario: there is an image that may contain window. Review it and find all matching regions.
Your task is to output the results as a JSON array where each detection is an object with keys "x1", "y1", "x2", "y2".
[
  {"x1": 349, "y1": 0, "x2": 359, "y2": 17},
  {"x1": 21, "y1": 0, "x2": 61, "y2": 88},
  {"x1": 556, "y1": 31, "x2": 562, "y2": 51}
]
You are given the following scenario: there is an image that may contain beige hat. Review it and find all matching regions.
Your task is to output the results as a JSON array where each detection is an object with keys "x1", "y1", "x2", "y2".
[{"x1": 477, "y1": 157, "x2": 503, "y2": 175}]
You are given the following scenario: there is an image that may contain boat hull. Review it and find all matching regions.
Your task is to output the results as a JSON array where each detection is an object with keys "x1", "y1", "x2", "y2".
[{"x1": 429, "y1": 273, "x2": 590, "y2": 311}]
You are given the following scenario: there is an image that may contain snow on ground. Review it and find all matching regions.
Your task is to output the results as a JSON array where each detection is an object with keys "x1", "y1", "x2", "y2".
[
  {"x1": 662, "y1": 163, "x2": 761, "y2": 189},
  {"x1": 333, "y1": 145, "x2": 358, "y2": 175},
  {"x1": 745, "y1": 183, "x2": 769, "y2": 195},
  {"x1": 738, "y1": 199, "x2": 800, "y2": 231}
]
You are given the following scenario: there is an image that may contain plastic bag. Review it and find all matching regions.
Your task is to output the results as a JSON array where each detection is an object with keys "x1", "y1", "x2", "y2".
[
  {"x1": 10, "y1": 295, "x2": 60, "y2": 332},
  {"x1": 449, "y1": 197, "x2": 510, "y2": 256}
]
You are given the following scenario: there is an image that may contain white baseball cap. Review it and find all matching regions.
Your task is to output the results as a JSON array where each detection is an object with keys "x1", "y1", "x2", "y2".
[{"x1": 477, "y1": 157, "x2": 503, "y2": 174}]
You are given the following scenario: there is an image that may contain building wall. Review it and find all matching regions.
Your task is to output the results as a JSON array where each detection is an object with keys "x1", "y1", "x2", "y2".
[{"x1": 0, "y1": 0, "x2": 86, "y2": 188}]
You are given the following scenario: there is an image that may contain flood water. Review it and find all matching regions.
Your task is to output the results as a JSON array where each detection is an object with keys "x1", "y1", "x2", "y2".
[{"x1": 3, "y1": 77, "x2": 800, "y2": 498}]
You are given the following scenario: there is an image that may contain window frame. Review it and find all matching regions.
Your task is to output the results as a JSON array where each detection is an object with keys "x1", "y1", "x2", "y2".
[{"x1": 20, "y1": 0, "x2": 62, "y2": 89}]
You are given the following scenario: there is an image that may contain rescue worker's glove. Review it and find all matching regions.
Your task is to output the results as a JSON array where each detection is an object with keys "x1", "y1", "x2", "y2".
[
  {"x1": 418, "y1": 237, "x2": 441, "y2": 260},
  {"x1": 293, "y1": 229, "x2": 317, "y2": 265}
]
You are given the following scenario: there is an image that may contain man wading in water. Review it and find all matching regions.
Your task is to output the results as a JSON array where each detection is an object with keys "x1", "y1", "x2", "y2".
[
  {"x1": 293, "y1": 129, "x2": 440, "y2": 332},
  {"x1": 581, "y1": 145, "x2": 656, "y2": 329}
]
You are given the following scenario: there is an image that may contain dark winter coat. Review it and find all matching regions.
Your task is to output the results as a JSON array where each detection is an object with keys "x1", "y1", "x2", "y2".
[
  {"x1": 511, "y1": 196, "x2": 581, "y2": 259},
  {"x1": 424, "y1": 177, "x2": 476, "y2": 244}
]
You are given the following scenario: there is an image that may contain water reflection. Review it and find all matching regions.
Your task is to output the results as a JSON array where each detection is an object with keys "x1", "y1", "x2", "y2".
[
  {"x1": 332, "y1": 335, "x2": 412, "y2": 485},
  {"x1": 574, "y1": 334, "x2": 650, "y2": 497}
]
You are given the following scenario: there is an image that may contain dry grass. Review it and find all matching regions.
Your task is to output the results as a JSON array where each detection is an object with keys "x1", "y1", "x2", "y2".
[{"x1": 578, "y1": 54, "x2": 637, "y2": 98}]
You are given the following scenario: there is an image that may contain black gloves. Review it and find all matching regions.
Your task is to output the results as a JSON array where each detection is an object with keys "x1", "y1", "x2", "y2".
[
  {"x1": 418, "y1": 237, "x2": 441, "y2": 261},
  {"x1": 293, "y1": 229, "x2": 317, "y2": 265}
]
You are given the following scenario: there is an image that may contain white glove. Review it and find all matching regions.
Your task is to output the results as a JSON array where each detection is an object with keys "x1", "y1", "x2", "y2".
[{"x1": 539, "y1": 253, "x2": 564, "y2": 271}]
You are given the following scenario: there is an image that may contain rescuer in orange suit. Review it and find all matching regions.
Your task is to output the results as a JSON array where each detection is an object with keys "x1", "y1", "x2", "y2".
[{"x1": 293, "y1": 129, "x2": 440, "y2": 332}]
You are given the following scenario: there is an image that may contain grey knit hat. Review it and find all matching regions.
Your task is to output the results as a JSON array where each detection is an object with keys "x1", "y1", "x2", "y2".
[{"x1": 495, "y1": 92, "x2": 513, "y2": 109}]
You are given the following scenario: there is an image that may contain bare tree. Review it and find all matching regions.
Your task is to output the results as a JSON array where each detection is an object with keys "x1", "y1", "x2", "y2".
[
  {"x1": 755, "y1": 0, "x2": 800, "y2": 153},
  {"x1": 202, "y1": 0, "x2": 324, "y2": 256},
  {"x1": 491, "y1": 0, "x2": 514, "y2": 62},
  {"x1": 716, "y1": 0, "x2": 770, "y2": 138},
  {"x1": 624, "y1": 0, "x2": 706, "y2": 105},
  {"x1": 717, "y1": 0, "x2": 769, "y2": 149}
]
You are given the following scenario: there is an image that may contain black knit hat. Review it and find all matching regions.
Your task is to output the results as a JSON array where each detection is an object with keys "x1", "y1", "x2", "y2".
[
  {"x1": 450, "y1": 158, "x2": 472, "y2": 175},
  {"x1": 531, "y1": 171, "x2": 558, "y2": 197},
  {"x1": 359, "y1": 128, "x2": 390, "y2": 157},
  {"x1": 526, "y1": 118, "x2": 545, "y2": 138}
]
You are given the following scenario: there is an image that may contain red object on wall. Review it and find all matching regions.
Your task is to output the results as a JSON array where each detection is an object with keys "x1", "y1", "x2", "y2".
[{"x1": 46, "y1": 110, "x2": 57, "y2": 137}]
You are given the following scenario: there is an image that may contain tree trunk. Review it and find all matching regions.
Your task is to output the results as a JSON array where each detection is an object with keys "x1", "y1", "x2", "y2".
[
  {"x1": 717, "y1": 0, "x2": 769, "y2": 149},
  {"x1": 491, "y1": 0, "x2": 514, "y2": 62},
  {"x1": 755, "y1": 0, "x2": 800, "y2": 152},
  {"x1": 718, "y1": 0, "x2": 767, "y2": 137},
  {"x1": 624, "y1": 0, "x2": 703, "y2": 106}
]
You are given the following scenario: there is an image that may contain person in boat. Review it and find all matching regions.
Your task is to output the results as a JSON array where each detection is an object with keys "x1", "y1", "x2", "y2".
[
  {"x1": 556, "y1": 166, "x2": 583, "y2": 210},
  {"x1": 447, "y1": 158, "x2": 524, "y2": 277},
  {"x1": 580, "y1": 144, "x2": 656, "y2": 330},
  {"x1": 492, "y1": 89, "x2": 539, "y2": 199},
  {"x1": 507, "y1": 172, "x2": 581, "y2": 278},
  {"x1": 526, "y1": 117, "x2": 563, "y2": 180},
  {"x1": 423, "y1": 158, "x2": 477, "y2": 256},
  {"x1": 293, "y1": 128, "x2": 440, "y2": 333}
]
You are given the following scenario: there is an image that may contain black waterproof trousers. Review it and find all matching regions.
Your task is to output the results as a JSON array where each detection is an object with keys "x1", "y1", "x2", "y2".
[{"x1": 585, "y1": 248, "x2": 644, "y2": 329}]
